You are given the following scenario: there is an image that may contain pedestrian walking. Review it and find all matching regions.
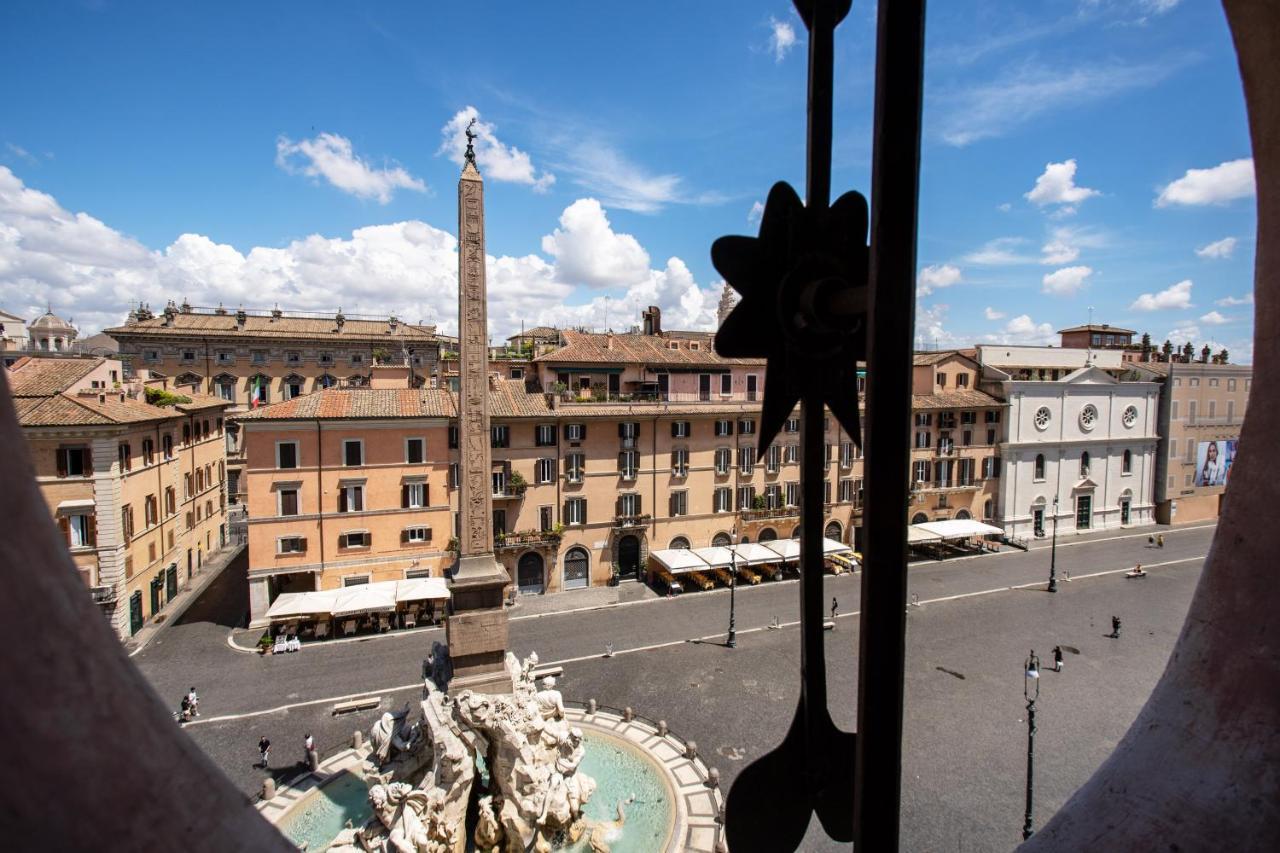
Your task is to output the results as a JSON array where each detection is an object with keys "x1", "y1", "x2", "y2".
[
  {"x1": 831, "y1": 597, "x2": 839, "y2": 620},
  {"x1": 1148, "y1": 534, "x2": 1155, "y2": 547},
  {"x1": 258, "y1": 736, "x2": 271, "y2": 768},
  {"x1": 1156, "y1": 534, "x2": 1164, "y2": 548},
  {"x1": 186, "y1": 687, "x2": 199, "y2": 717},
  {"x1": 1052, "y1": 646, "x2": 1064, "y2": 672},
  {"x1": 304, "y1": 733, "x2": 314, "y2": 755},
  {"x1": 1111, "y1": 616, "x2": 1122, "y2": 638}
]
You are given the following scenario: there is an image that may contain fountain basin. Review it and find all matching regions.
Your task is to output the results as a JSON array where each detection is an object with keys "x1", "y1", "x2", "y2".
[{"x1": 276, "y1": 769, "x2": 371, "y2": 850}]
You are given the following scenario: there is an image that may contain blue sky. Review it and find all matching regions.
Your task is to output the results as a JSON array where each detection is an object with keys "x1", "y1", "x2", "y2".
[{"x1": 0, "y1": 0, "x2": 1257, "y2": 360}]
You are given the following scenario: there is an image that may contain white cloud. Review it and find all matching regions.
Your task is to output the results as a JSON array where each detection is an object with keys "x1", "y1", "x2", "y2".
[
  {"x1": 914, "y1": 303, "x2": 959, "y2": 349},
  {"x1": 1025, "y1": 159, "x2": 1100, "y2": 208},
  {"x1": 768, "y1": 17, "x2": 798, "y2": 62},
  {"x1": 438, "y1": 106, "x2": 555, "y2": 192},
  {"x1": 275, "y1": 132, "x2": 425, "y2": 204},
  {"x1": 1130, "y1": 279, "x2": 1193, "y2": 311},
  {"x1": 1199, "y1": 310, "x2": 1230, "y2": 325},
  {"x1": 0, "y1": 166, "x2": 723, "y2": 341},
  {"x1": 935, "y1": 60, "x2": 1178, "y2": 147},
  {"x1": 997, "y1": 202, "x2": 1012, "y2": 212},
  {"x1": 1041, "y1": 239, "x2": 1079, "y2": 265},
  {"x1": 5, "y1": 143, "x2": 38, "y2": 165},
  {"x1": 747, "y1": 200, "x2": 764, "y2": 227},
  {"x1": 1001, "y1": 314, "x2": 1056, "y2": 345},
  {"x1": 558, "y1": 141, "x2": 709, "y2": 214},
  {"x1": 916, "y1": 263, "x2": 963, "y2": 296},
  {"x1": 1041, "y1": 265, "x2": 1093, "y2": 295},
  {"x1": 1195, "y1": 236, "x2": 1237, "y2": 259},
  {"x1": 1155, "y1": 158, "x2": 1255, "y2": 207},
  {"x1": 1144, "y1": 0, "x2": 1181, "y2": 13},
  {"x1": 964, "y1": 237, "x2": 1034, "y2": 265},
  {"x1": 1215, "y1": 293, "x2": 1253, "y2": 307},
  {"x1": 540, "y1": 198, "x2": 650, "y2": 289},
  {"x1": 984, "y1": 306, "x2": 1006, "y2": 320},
  {"x1": 1165, "y1": 322, "x2": 1201, "y2": 344}
]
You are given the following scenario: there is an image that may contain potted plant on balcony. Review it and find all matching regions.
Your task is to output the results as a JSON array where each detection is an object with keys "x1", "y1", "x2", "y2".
[{"x1": 508, "y1": 471, "x2": 528, "y2": 496}]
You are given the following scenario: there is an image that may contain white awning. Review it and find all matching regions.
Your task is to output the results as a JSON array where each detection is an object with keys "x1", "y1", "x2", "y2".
[
  {"x1": 763, "y1": 539, "x2": 800, "y2": 563},
  {"x1": 691, "y1": 546, "x2": 736, "y2": 570},
  {"x1": 759, "y1": 538, "x2": 851, "y2": 562},
  {"x1": 56, "y1": 498, "x2": 96, "y2": 512},
  {"x1": 907, "y1": 525, "x2": 943, "y2": 544},
  {"x1": 732, "y1": 542, "x2": 784, "y2": 565},
  {"x1": 649, "y1": 548, "x2": 709, "y2": 573},
  {"x1": 265, "y1": 589, "x2": 340, "y2": 620},
  {"x1": 822, "y1": 537, "x2": 853, "y2": 556},
  {"x1": 396, "y1": 577, "x2": 451, "y2": 602},
  {"x1": 332, "y1": 581, "x2": 398, "y2": 617},
  {"x1": 914, "y1": 519, "x2": 1004, "y2": 540}
]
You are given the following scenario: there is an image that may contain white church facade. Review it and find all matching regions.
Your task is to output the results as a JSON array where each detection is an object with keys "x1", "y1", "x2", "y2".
[{"x1": 978, "y1": 346, "x2": 1159, "y2": 541}]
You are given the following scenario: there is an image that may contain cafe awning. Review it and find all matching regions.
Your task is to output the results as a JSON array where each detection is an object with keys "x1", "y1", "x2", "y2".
[
  {"x1": 332, "y1": 582, "x2": 398, "y2": 617},
  {"x1": 732, "y1": 542, "x2": 784, "y2": 565},
  {"x1": 907, "y1": 525, "x2": 943, "y2": 544},
  {"x1": 265, "y1": 589, "x2": 340, "y2": 621},
  {"x1": 396, "y1": 577, "x2": 451, "y2": 602},
  {"x1": 692, "y1": 546, "x2": 736, "y2": 570},
  {"x1": 759, "y1": 538, "x2": 851, "y2": 563},
  {"x1": 649, "y1": 548, "x2": 709, "y2": 574},
  {"x1": 914, "y1": 519, "x2": 1004, "y2": 540}
]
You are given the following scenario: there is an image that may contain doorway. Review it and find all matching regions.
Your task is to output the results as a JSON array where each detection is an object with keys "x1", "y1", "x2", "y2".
[
  {"x1": 165, "y1": 564, "x2": 178, "y2": 600},
  {"x1": 1120, "y1": 498, "x2": 1131, "y2": 525},
  {"x1": 657, "y1": 374, "x2": 669, "y2": 400},
  {"x1": 129, "y1": 591, "x2": 144, "y2": 635},
  {"x1": 608, "y1": 373, "x2": 620, "y2": 398},
  {"x1": 1076, "y1": 494, "x2": 1093, "y2": 530},
  {"x1": 517, "y1": 552, "x2": 545, "y2": 595},
  {"x1": 563, "y1": 547, "x2": 589, "y2": 590},
  {"x1": 617, "y1": 535, "x2": 641, "y2": 580},
  {"x1": 1032, "y1": 507, "x2": 1045, "y2": 537}
]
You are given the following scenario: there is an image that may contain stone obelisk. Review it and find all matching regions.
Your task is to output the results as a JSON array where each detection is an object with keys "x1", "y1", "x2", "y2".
[{"x1": 446, "y1": 122, "x2": 512, "y2": 694}]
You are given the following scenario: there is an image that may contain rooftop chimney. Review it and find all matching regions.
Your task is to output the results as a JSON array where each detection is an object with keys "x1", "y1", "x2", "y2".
[
  {"x1": 214, "y1": 303, "x2": 228, "y2": 316},
  {"x1": 162, "y1": 301, "x2": 177, "y2": 327},
  {"x1": 235, "y1": 308, "x2": 248, "y2": 329},
  {"x1": 642, "y1": 305, "x2": 662, "y2": 336},
  {"x1": 335, "y1": 309, "x2": 346, "y2": 332},
  {"x1": 389, "y1": 314, "x2": 399, "y2": 333},
  {"x1": 180, "y1": 298, "x2": 192, "y2": 314},
  {"x1": 270, "y1": 305, "x2": 283, "y2": 321}
]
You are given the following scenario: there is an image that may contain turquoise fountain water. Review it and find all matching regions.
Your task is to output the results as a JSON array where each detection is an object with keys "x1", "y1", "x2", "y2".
[
  {"x1": 277, "y1": 770, "x2": 372, "y2": 850},
  {"x1": 276, "y1": 730, "x2": 674, "y2": 851}
]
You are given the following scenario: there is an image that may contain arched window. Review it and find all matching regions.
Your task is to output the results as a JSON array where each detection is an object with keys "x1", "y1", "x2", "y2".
[
  {"x1": 712, "y1": 532, "x2": 731, "y2": 547},
  {"x1": 758, "y1": 528, "x2": 777, "y2": 542},
  {"x1": 790, "y1": 526, "x2": 801, "y2": 539},
  {"x1": 911, "y1": 512, "x2": 929, "y2": 525},
  {"x1": 1034, "y1": 454, "x2": 1046, "y2": 480},
  {"x1": 517, "y1": 552, "x2": 545, "y2": 594},
  {"x1": 983, "y1": 499, "x2": 993, "y2": 520},
  {"x1": 824, "y1": 521, "x2": 842, "y2": 541},
  {"x1": 955, "y1": 509, "x2": 971, "y2": 520},
  {"x1": 669, "y1": 536, "x2": 691, "y2": 550},
  {"x1": 318, "y1": 374, "x2": 337, "y2": 389},
  {"x1": 1080, "y1": 451, "x2": 1091, "y2": 476},
  {"x1": 1122, "y1": 449, "x2": 1132, "y2": 474}
]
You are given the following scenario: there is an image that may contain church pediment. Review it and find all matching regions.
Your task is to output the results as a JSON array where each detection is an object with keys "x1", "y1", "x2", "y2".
[
  {"x1": 1073, "y1": 477, "x2": 1099, "y2": 491},
  {"x1": 1062, "y1": 366, "x2": 1118, "y2": 385}
]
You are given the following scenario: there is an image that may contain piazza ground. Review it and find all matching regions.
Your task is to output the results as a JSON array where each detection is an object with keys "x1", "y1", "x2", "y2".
[{"x1": 134, "y1": 523, "x2": 1213, "y2": 851}]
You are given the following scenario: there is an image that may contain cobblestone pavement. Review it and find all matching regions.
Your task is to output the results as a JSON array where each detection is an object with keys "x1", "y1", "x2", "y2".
[{"x1": 135, "y1": 523, "x2": 1213, "y2": 850}]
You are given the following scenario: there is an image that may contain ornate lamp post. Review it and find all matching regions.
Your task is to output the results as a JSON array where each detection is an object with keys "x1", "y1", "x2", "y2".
[
  {"x1": 1048, "y1": 495, "x2": 1060, "y2": 593},
  {"x1": 1023, "y1": 650, "x2": 1041, "y2": 840},
  {"x1": 727, "y1": 526, "x2": 739, "y2": 648}
]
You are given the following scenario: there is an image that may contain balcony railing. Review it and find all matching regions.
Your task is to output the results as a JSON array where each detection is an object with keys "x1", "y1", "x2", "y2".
[
  {"x1": 740, "y1": 506, "x2": 799, "y2": 521},
  {"x1": 495, "y1": 530, "x2": 562, "y2": 551},
  {"x1": 613, "y1": 513, "x2": 651, "y2": 528},
  {"x1": 90, "y1": 585, "x2": 117, "y2": 605}
]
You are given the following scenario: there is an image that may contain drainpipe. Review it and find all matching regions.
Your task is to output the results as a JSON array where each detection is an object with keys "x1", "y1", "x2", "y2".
[
  {"x1": 651, "y1": 413, "x2": 659, "y2": 553},
  {"x1": 315, "y1": 419, "x2": 326, "y2": 586}
]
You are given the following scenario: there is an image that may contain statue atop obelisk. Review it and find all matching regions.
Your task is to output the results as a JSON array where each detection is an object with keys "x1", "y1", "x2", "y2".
[{"x1": 446, "y1": 118, "x2": 512, "y2": 694}]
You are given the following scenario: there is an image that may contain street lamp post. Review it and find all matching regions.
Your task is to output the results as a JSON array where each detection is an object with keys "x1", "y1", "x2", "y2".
[
  {"x1": 727, "y1": 527, "x2": 738, "y2": 648},
  {"x1": 1023, "y1": 650, "x2": 1041, "y2": 840},
  {"x1": 1048, "y1": 495, "x2": 1060, "y2": 593}
]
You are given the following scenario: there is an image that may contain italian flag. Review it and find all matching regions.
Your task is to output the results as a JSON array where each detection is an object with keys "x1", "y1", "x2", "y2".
[{"x1": 251, "y1": 375, "x2": 262, "y2": 408}]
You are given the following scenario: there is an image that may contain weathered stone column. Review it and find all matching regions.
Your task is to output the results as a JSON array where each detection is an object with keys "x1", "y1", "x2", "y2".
[{"x1": 445, "y1": 144, "x2": 512, "y2": 695}]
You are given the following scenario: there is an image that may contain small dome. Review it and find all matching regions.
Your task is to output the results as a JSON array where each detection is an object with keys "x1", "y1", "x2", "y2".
[{"x1": 29, "y1": 310, "x2": 76, "y2": 333}]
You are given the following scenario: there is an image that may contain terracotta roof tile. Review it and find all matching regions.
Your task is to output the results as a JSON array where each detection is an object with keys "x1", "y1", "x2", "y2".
[
  {"x1": 6, "y1": 358, "x2": 103, "y2": 397},
  {"x1": 535, "y1": 330, "x2": 763, "y2": 368},
  {"x1": 911, "y1": 389, "x2": 1003, "y2": 410},
  {"x1": 105, "y1": 313, "x2": 438, "y2": 344}
]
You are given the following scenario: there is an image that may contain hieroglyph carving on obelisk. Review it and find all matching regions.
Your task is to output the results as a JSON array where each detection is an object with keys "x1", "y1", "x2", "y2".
[{"x1": 458, "y1": 150, "x2": 493, "y2": 559}]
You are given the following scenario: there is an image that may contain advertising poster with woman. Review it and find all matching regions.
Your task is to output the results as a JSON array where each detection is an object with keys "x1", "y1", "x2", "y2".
[{"x1": 1194, "y1": 440, "x2": 1237, "y2": 487}]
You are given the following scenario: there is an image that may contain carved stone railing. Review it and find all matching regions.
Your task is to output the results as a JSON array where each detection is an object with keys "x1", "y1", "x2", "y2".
[
  {"x1": 740, "y1": 506, "x2": 800, "y2": 521},
  {"x1": 612, "y1": 513, "x2": 651, "y2": 529},
  {"x1": 494, "y1": 531, "x2": 561, "y2": 551}
]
